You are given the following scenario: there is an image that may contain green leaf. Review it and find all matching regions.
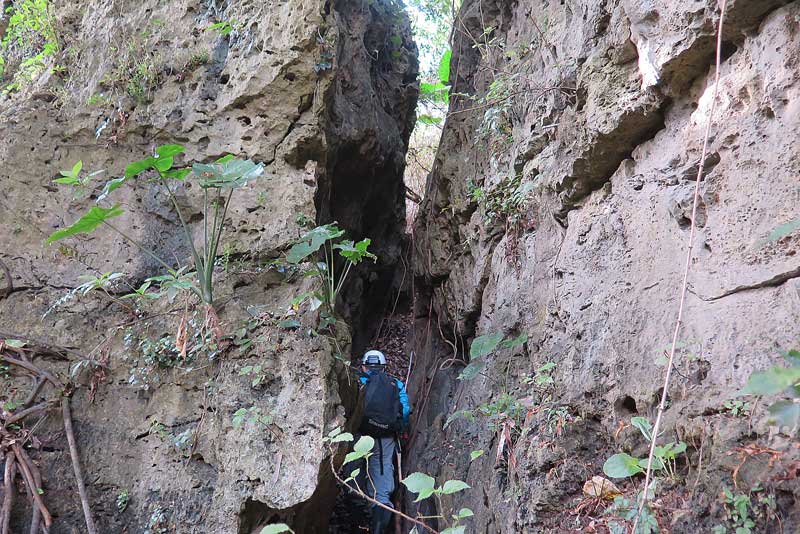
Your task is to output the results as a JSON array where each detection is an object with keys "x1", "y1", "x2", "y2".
[
  {"x1": 453, "y1": 508, "x2": 474, "y2": 520},
  {"x1": 444, "y1": 410, "x2": 475, "y2": 429},
  {"x1": 124, "y1": 157, "x2": 155, "y2": 178},
  {"x1": 740, "y1": 367, "x2": 800, "y2": 396},
  {"x1": 260, "y1": 524, "x2": 293, "y2": 534},
  {"x1": 46, "y1": 205, "x2": 124, "y2": 244},
  {"x1": 401, "y1": 472, "x2": 436, "y2": 501},
  {"x1": 440, "y1": 480, "x2": 470, "y2": 494},
  {"x1": 603, "y1": 453, "x2": 644, "y2": 478},
  {"x1": 216, "y1": 154, "x2": 235, "y2": 164},
  {"x1": 71, "y1": 160, "x2": 83, "y2": 177},
  {"x1": 344, "y1": 451, "x2": 367, "y2": 464},
  {"x1": 163, "y1": 168, "x2": 191, "y2": 180},
  {"x1": 638, "y1": 456, "x2": 664, "y2": 470},
  {"x1": 286, "y1": 242, "x2": 317, "y2": 264},
  {"x1": 193, "y1": 159, "x2": 264, "y2": 189},
  {"x1": 441, "y1": 527, "x2": 466, "y2": 534},
  {"x1": 420, "y1": 81, "x2": 449, "y2": 104},
  {"x1": 782, "y1": 349, "x2": 800, "y2": 367},
  {"x1": 278, "y1": 319, "x2": 301, "y2": 329},
  {"x1": 4, "y1": 339, "x2": 26, "y2": 348},
  {"x1": 335, "y1": 238, "x2": 377, "y2": 264},
  {"x1": 501, "y1": 333, "x2": 528, "y2": 350},
  {"x1": 156, "y1": 144, "x2": 185, "y2": 158},
  {"x1": 470, "y1": 450, "x2": 484, "y2": 461},
  {"x1": 153, "y1": 156, "x2": 174, "y2": 173},
  {"x1": 470, "y1": 332, "x2": 504, "y2": 359},
  {"x1": 767, "y1": 400, "x2": 800, "y2": 430},
  {"x1": 458, "y1": 359, "x2": 485, "y2": 381},
  {"x1": 631, "y1": 417, "x2": 653, "y2": 442},
  {"x1": 438, "y1": 49, "x2": 452, "y2": 84},
  {"x1": 54, "y1": 176, "x2": 80, "y2": 185},
  {"x1": 353, "y1": 435, "x2": 374, "y2": 455}
]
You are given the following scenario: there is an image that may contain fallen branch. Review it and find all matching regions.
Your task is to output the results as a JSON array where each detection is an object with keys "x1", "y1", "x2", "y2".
[
  {"x1": 13, "y1": 447, "x2": 43, "y2": 534},
  {"x1": 4, "y1": 401, "x2": 55, "y2": 427},
  {"x1": 62, "y1": 398, "x2": 97, "y2": 534},
  {"x1": 633, "y1": 0, "x2": 728, "y2": 530},
  {"x1": 328, "y1": 454, "x2": 439, "y2": 534}
]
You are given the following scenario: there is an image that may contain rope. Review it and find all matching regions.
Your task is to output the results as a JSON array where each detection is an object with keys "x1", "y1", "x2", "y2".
[{"x1": 632, "y1": 1, "x2": 728, "y2": 530}]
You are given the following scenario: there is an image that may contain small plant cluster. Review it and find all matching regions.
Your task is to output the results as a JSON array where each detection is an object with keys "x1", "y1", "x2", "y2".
[
  {"x1": 232, "y1": 405, "x2": 273, "y2": 429},
  {"x1": 100, "y1": 37, "x2": 162, "y2": 104},
  {"x1": 323, "y1": 428, "x2": 472, "y2": 534},
  {"x1": 603, "y1": 417, "x2": 687, "y2": 480},
  {"x1": 48, "y1": 145, "x2": 264, "y2": 310},
  {"x1": 284, "y1": 222, "x2": 376, "y2": 325},
  {"x1": 739, "y1": 348, "x2": 799, "y2": 434},
  {"x1": 457, "y1": 330, "x2": 527, "y2": 381},
  {"x1": 712, "y1": 485, "x2": 778, "y2": 534},
  {"x1": 604, "y1": 493, "x2": 659, "y2": 534},
  {"x1": 0, "y1": 0, "x2": 59, "y2": 94}
]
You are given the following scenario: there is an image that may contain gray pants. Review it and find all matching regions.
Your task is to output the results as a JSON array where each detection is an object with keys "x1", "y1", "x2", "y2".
[{"x1": 366, "y1": 436, "x2": 396, "y2": 507}]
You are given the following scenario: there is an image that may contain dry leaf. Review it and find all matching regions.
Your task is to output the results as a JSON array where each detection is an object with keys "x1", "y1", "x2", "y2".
[{"x1": 582, "y1": 476, "x2": 621, "y2": 499}]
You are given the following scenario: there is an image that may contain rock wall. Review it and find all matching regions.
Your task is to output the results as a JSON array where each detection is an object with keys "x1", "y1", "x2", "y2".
[
  {"x1": 409, "y1": 0, "x2": 800, "y2": 532},
  {"x1": 0, "y1": 0, "x2": 416, "y2": 532}
]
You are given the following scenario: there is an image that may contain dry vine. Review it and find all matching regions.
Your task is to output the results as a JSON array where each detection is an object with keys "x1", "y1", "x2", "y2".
[{"x1": 632, "y1": 0, "x2": 729, "y2": 530}]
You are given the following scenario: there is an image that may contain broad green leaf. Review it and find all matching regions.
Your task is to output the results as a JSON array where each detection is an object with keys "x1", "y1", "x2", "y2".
[
  {"x1": 438, "y1": 49, "x2": 452, "y2": 84},
  {"x1": 440, "y1": 480, "x2": 470, "y2": 494},
  {"x1": 54, "y1": 176, "x2": 80, "y2": 185},
  {"x1": 458, "y1": 359, "x2": 485, "y2": 381},
  {"x1": 335, "y1": 238, "x2": 377, "y2": 264},
  {"x1": 330, "y1": 432, "x2": 354, "y2": 443},
  {"x1": 353, "y1": 435, "x2": 374, "y2": 455},
  {"x1": 71, "y1": 160, "x2": 83, "y2": 176},
  {"x1": 4, "y1": 339, "x2": 26, "y2": 348},
  {"x1": 638, "y1": 456, "x2": 664, "y2": 470},
  {"x1": 216, "y1": 154, "x2": 235, "y2": 164},
  {"x1": 672, "y1": 442, "x2": 687, "y2": 455},
  {"x1": 193, "y1": 159, "x2": 264, "y2": 189},
  {"x1": 163, "y1": 168, "x2": 191, "y2": 180},
  {"x1": 441, "y1": 527, "x2": 466, "y2": 534},
  {"x1": 631, "y1": 417, "x2": 653, "y2": 442},
  {"x1": 125, "y1": 157, "x2": 156, "y2": 178},
  {"x1": 501, "y1": 333, "x2": 528, "y2": 349},
  {"x1": 470, "y1": 450, "x2": 484, "y2": 461},
  {"x1": 767, "y1": 400, "x2": 800, "y2": 431},
  {"x1": 344, "y1": 450, "x2": 369, "y2": 464},
  {"x1": 278, "y1": 319, "x2": 301, "y2": 329},
  {"x1": 603, "y1": 453, "x2": 643, "y2": 478},
  {"x1": 453, "y1": 508, "x2": 474, "y2": 520},
  {"x1": 401, "y1": 472, "x2": 435, "y2": 496},
  {"x1": 260, "y1": 524, "x2": 293, "y2": 534},
  {"x1": 286, "y1": 242, "x2": 317, "y2": 264},
  {"x1": 156, "y1": 144, "x2": 185, "y2": 158},
  {"x1": 470, "y1": 332, "x2": 504, "y2": 359},
  {"x1": 420, "y1": 81, "x2": 449, "y2": 104},
  {"x1": 153, "y1": 156, "x2": 174, "y2": 172},
  {"x1": 327, "y1": 427, "x2": 342, "y2": 438},
  {"x1": 740, "y1": 367, "x2": 800, "y2": 396},
  {"x1": 46, "y1": 205, "x2": 124, "y2": 244}
]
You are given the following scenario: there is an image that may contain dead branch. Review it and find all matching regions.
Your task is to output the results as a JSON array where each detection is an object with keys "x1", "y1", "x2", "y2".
[
  {"x1": 0, "y1": 355, "x2": 61, "y2": 389},
  {"x1": 13, "y1": 447, "x2": 43, "y2": 534},
  {"x1": 0, "y1": 331, "x2": 86, "y2": 362},
  {"x1": 62, "y1": 398, "x2": 97, "y2": 534}
]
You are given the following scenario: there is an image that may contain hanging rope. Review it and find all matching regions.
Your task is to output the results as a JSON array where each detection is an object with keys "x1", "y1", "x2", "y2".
[{"x1": 632, "y1": 0, "x2": 728, "y2": 530}]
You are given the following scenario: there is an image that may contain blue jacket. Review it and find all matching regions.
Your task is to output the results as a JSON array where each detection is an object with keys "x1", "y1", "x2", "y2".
[{"x1": 360, "y1": 371, "x2": 411, "y2": 429}]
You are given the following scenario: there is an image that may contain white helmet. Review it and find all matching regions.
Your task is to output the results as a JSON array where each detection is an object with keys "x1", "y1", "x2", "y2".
[{"x1": 362, "y1": 350, "x2": 387, "y2": 366}]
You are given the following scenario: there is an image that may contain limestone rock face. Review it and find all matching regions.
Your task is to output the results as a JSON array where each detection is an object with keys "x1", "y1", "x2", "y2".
[
  {"x1": 0, "y1": 0, "x2": 416, "y2": 532},
  {"x1": 410, "y1": 0, "x2": 799, "y2": 531}
]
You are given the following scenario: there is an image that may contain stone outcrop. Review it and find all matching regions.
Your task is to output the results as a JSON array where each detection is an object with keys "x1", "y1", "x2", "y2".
[
  {"x1": 409, "y1": 0, "x2": 800, "y2": 532},
  {"x1": 0, "y1": 0, "x2": 416, "y2": 532}
]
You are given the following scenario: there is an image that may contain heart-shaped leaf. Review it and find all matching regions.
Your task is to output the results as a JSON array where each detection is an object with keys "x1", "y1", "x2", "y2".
[
  {"x1": 440, "y1": 480, "x2": 470, "y2": 494},
  {"x1": 470, "y1": 332, "x2": 504, "y2": 360},
  {"x1": 603, "y1": 453, "x2": 643, "y2": 478}
]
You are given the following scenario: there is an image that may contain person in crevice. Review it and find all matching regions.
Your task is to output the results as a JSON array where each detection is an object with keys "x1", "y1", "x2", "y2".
[{"x1": 357, "y1": 349, "x2": 411, "y2": 534}]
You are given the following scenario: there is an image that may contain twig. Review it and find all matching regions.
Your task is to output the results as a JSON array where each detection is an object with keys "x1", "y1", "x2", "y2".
[
  {"x1": 0, "y1": 331, "x2": 86, "y2": 362},
  {"x1": 0, "y1": 259, "x2": 11, "y2": 299},
  {"x1": 3, "y1": 401, "x2": 55, "y2": 427},
  {"x1": 632, "y1": 0, "x2": 728, "y2": 530},
  {"x1": 0, "y1": 355, "x2": 61, "y2": 388},
  {"x1": 62, "y1": 398, "x2": 98, "y2": 534},
  {"x1": 328, "y1": 454, "x2": 439, "y2": 534}
]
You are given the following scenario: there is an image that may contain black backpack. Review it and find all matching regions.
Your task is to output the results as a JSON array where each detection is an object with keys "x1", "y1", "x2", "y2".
[{"x1": 359, "y1": 371, "x2": 402, "y2": 437}]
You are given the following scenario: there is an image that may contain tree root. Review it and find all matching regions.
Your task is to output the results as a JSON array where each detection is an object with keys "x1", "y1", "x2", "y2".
[{"x1": 0, "y1": 347, "x2": 96, "y2": 534}]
